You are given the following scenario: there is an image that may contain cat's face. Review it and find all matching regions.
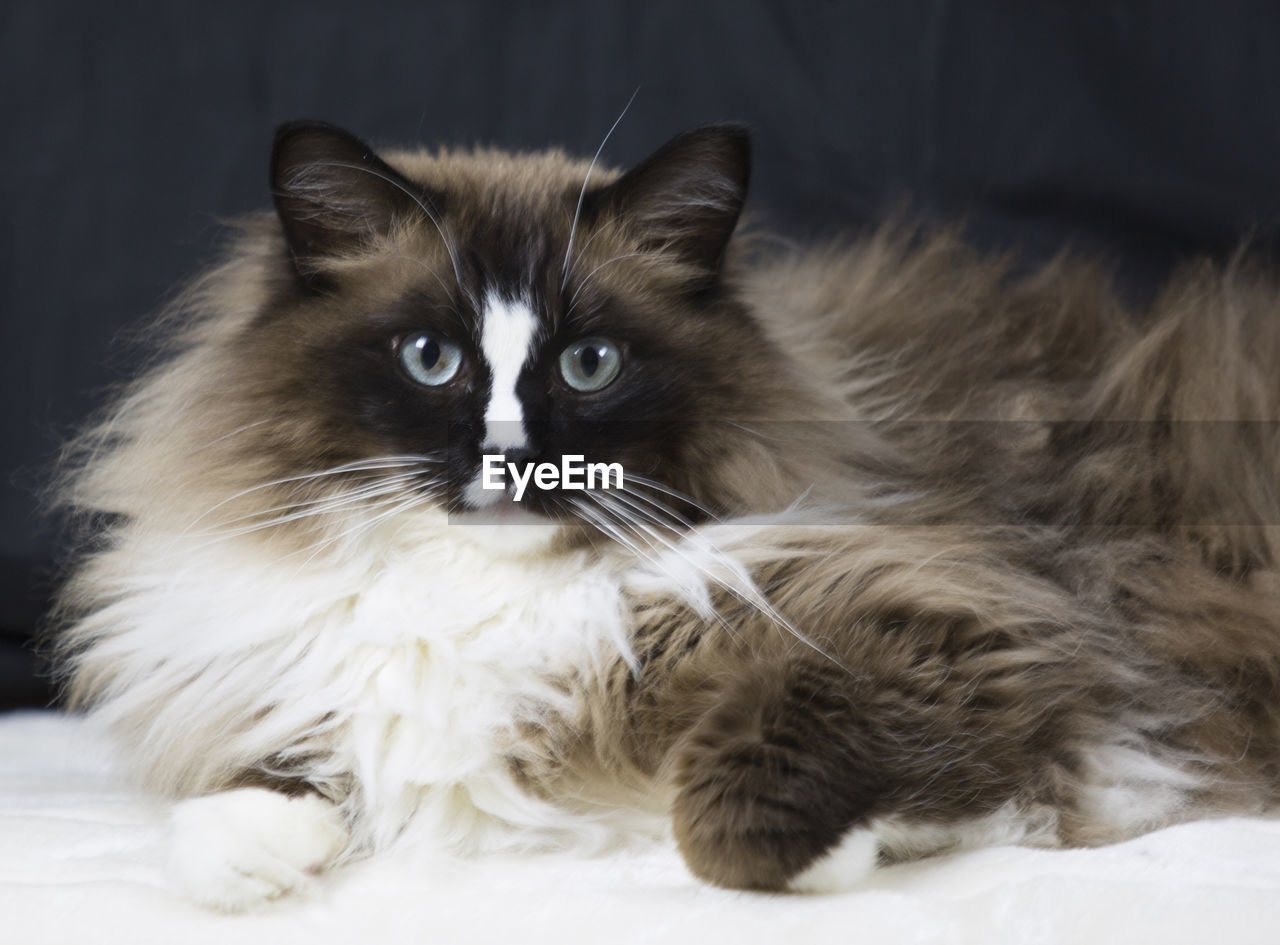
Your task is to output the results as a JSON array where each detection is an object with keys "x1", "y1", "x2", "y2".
[{"x1": 201, "y1": 121, "x2": 803, "y2": 554}]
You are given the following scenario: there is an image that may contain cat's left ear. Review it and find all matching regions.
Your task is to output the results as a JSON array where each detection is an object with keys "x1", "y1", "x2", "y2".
[
  {"x1": 593, "y1": 123, "x2": 750, "y2": 273},
  {"x1": 270, "y1": 120, "x2": 438, "y2": 271}
]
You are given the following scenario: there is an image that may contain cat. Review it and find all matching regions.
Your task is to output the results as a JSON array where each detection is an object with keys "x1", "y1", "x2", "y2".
[{"x1": 52, "y1": 118, "x2": 1280, "y2": 910}]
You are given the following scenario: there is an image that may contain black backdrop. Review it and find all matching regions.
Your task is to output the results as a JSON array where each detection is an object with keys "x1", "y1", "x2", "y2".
[{"x1": 5, "y1": 1, "x2": 1280, "y2": 708}]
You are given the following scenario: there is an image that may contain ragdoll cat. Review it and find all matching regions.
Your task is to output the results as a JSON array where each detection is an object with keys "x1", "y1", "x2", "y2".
[{"x1": 54, "y1": 119, "x2": 1280, "y2": 909}]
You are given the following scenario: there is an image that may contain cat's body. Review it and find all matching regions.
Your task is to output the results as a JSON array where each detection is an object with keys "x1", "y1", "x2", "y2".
[{"x1": 55, "y1": 122, "x2": 1280, "y2": 908}]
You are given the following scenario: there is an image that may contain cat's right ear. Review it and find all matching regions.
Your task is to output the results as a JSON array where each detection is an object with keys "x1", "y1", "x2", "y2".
[
  {"x1": 270, "y1": 121, "x2": 438, "y2": 273},
  {"x1": 591, "y1": 123, "x2": 751, "y2": 275}
]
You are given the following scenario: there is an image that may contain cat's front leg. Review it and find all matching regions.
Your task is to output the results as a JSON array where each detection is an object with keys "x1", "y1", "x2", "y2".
[
  {"x1": 669, "y1": 658, "x2": 887, "y2": 891},
  {"x1": 168, "y1": 788, "x2": 349, "y2": 911},
  {"x1": 669, "y1": 654, "x2": 1033, "y2": 892}
]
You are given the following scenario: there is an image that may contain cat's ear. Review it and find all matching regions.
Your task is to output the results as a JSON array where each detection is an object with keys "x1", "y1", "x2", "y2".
[
  {"x1": 270, "y1": 120, "x2": 438, "y2": 269},
  {"x1": 594, "y1": 123, "x2": 750, "y2": 273}
]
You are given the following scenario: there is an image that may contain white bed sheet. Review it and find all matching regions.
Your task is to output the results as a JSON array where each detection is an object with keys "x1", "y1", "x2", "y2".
[{"x1": 4, "y1": 710, "x2": 1280, "y2": 945}]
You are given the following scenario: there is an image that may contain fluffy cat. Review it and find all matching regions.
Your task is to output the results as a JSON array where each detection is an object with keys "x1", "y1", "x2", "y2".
[{"x1": 53, "y1": 120, "x2": 1280, "y2": 909}]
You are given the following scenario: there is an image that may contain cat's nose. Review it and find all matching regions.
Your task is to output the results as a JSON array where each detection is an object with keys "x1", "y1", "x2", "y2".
[{"x1": 481, "y1": 445, "x2": 536, "y2": 469}]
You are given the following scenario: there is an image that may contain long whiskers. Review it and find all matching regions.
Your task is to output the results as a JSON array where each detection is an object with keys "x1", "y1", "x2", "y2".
[
  {"x1": 183, "y1": 469, "x2": 445, "y2": 571},
  {"x1": 605, "y1": 486, "x2": 693, "y2": 534},
  {"x1": 622, "y1": 473, "x2": 721, "y2": 522},
  {"x1": 568, "y1": 494, "x2": 654, "y2": 561},
  {"x1": 571, "y1": 494, "x2": 744, "y2": 648},
  {"x1": 561, "y1": 87, "x2": 641, "y2": 292},
  {"x1": 574, "y1": 488, "x2": 843, "y2": 668},
  {"x1": 191, "y1": 471, "x2": 428, "y2": 539},
  {"x1": 292, "y1": 485, "x2": 443, "y2": 571},
  {"x1": 289, "y1": 160, "x2": 474, "y2": 309},
  {"x1": 563, "y1": 252, "x2": 649, "y2": 319},
  {"x1": 187, "y1": 455, "x2": 444, "y2": 531}
]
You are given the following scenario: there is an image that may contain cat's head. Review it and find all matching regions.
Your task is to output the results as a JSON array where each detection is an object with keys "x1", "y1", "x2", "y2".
[{"x1": 81, "y1": 122, "x2": 827, "y2": 559}]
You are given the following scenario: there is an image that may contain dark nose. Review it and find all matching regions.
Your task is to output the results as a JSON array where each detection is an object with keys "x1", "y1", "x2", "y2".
[
  {"x1": 479, "y1": 442, "x2": 537, "y2": 468},
  {"x1": 492, "y1": 446, "x2": 536, "y2": 468}
]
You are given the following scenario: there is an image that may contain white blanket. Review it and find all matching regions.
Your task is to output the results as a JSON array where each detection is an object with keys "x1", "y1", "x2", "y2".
[{"x1": 4, "y1": 710, "x2": 1280, "y2": 945}]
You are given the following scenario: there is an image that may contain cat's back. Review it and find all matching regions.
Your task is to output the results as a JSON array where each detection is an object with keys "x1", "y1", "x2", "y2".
[{"x1": 743, "y1": 227, "x2": 1280, "y2": 427}]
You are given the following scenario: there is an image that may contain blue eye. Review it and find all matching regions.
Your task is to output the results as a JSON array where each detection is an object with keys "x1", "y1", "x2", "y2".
[
  {"x1": 398, "y1": 331, "x2": 463, "y2": 386},
  {"x1": 559, "y1": 337, "x2": 621, "y2": 392}
]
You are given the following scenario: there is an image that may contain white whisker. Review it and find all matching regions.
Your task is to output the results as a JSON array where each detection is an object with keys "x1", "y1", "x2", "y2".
[
  {"x1": 589, "y1": 492, "x2": 844, "y2": 670},
  {"x1": 564, "y1": 253, "x2": 649, "y2": 318},
  {"x1": 292, "y1": 487, "x2": 441, "y2": 571},
  {"x1": 182, "y1": 485, "x2": 431, "y2": 555},
  {"x1": 580, "y1": 493, "x2": 744, "y2": 648},
  {"x1": 607, "y1": 487, "x2": 689, "y2": 533},
  {"x1": 588, "y1": 493, "x2": 670, "y2": 558},
  {"x1": 561, "y1": 86, "x2": 641, "y2": 292},
  {"x1": 297, "y1": 161, "x2": 472, "y2": 307},
  {"x1": 195, "y1": 473, "x2": 427, "y2": 537},
  {"x1": 187, "y1": 455, "x2": 443, "y2": 529},
  {"x1": 569, "y1": 495, "x2": 652, "y2": 564},
  {"x1": 617, "y1": 473, "x2": 721, "y2": 521}
]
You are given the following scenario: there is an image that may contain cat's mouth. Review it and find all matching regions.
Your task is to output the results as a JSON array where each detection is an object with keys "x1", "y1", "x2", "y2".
[
  {"x1": 448, "y1": 486, "x2": 566, "y2": 557},
  {"x1": 454, "y1": 453, "x2": 594, "y2": 524},
  {"x1": 453, "y1": 491, "x2": 547, "y2": 525},
  {"x1": 453, "y1": 469, "x2": 567, "y2": 524}
]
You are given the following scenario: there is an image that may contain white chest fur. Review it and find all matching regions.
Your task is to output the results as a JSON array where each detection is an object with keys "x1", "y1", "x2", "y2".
[
  {"x1": 324, "y1": 525, "x2": 635, "y2": 853},
  {"x1": 84, "y1": 513, "x2": 640, "y2": 857}
]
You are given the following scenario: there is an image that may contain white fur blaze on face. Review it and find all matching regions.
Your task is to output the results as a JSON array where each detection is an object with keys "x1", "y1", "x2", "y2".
[{"x1": 479, "y1": 292, "x2": 538, "y2": 452}]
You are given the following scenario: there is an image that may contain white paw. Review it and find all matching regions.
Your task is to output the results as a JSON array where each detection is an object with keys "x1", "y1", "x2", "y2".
[
  {"x1": 787, "y1": 827, "x2": 878, "y2": 893},
  {"x1": 168, "y1": 788, "x2": 349, "y2": 911}
]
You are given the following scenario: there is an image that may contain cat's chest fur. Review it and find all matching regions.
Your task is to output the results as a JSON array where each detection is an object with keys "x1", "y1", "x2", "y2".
[
  {"x1": 95, "y1": 516, "x2": 645, "y2": 854},
  {"x1": 321, "y1": 525, "x2": 635, "y2": 851}
]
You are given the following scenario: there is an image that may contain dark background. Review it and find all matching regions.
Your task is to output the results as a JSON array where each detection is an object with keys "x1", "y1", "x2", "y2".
[{"x1": 5, "y1": 1, "x2": 1280, "y2": 709}]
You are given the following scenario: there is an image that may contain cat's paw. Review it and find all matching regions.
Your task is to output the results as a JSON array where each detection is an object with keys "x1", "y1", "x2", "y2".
[
  {"x1": 168, "y1": 788, "x2": 348, "y2": 911},
  {"x1": 785, "y1": 827, "x2": 879, "y2": 893},
  {"x1": 671, "y1": 660, "x2": 880, "y2": 891}
]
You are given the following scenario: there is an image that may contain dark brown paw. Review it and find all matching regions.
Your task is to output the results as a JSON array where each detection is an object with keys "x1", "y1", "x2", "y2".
[{"x1": 670, "y1": 660, "x2": 881, "y2": 890}]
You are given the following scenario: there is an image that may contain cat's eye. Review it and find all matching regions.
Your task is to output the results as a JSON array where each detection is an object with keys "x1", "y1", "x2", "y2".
[
  {"x1": 559, "y1": 338, "x2": 621, "y2": 392},
  {"x1": 398, "y1": 331, "x2": 464, "y2": 387}
]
